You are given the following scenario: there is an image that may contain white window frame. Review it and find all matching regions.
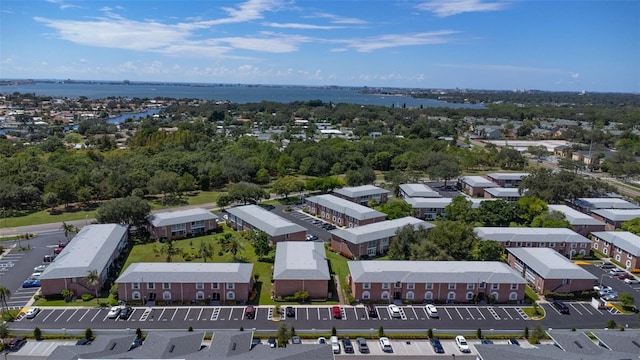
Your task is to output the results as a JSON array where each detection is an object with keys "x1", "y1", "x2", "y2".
[{"x1": 447, "y1": 291, "x2": 456, "y2": 300}]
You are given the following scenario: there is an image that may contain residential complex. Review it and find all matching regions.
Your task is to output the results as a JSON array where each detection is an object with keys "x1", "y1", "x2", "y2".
[
  {"x1": 485, "y1": 172, "x2": 529, "y2": 187},
  {"x1": 571, "y1": 197, "x2": 639, "y2": 214},
  {"x1": 547, "y1": 204, "x2": 606, "y2": 236},
  {"x1": 348, "y1": 260, "x2": 525, "y2": 303},
  {"x1": 483, "y1": 187, "x2": 522, "y2": 202},
  {"x1": 590, "y1": 209, "x2": 640, "y2": 230},
  {"x1": 332, "y1": 184, "x2": 390, "y2": 206},
  {"x1": 226, "y1": 205, "x2": 307, "y2": 243},
  {"x1": 404, "y1": 197, "x2": 489, "y2": 220},
  {"x1": 507, "y1": 248, "x2": 597, "y2": 293},
  {"x1": 304, "y1": 194, "x2": 387, "y2": 227},
  {"x1": 272, "y1": 241, "x2": 330, "y2": 298},
  {"x1": 457, "y1": 176, "x2": 499, "y2": 197},
  {"x1": 398, "y1": 183, "x2": 442, "y2": 198},
  {"x1": 147, "y1": 208, "x2": 219, "y2": 241},
  {"x1": 474, "y1": 227, "x2": 591, "y2": 256},
  {"x1": 590, "y1": 231, "x2": 640, "y2": 270}
]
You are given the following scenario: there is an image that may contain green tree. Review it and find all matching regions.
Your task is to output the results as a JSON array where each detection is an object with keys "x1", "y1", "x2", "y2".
[
  {"x1": 224, "y1": 237, "x2": 244, "y2": 262},
  {"x1": 86, "y1": 269, "x2": 100, "y2": 298},
  {"x1": 160, "y1": 240, "x2": 180, "y2": 262},
  {"x1": 618, "y1": 293, "x2": 635, "y2": 309},
  {"x1": 95, "y1": 196, "x2": 151, "y2": 228},
  {"x1": 0, "y1": 285, "x2": 11, "y2": 315},
  {"x1": 621, "y1": 217, "x2": 640, "y2": 236},
  {"x1": 378, "y1": 198, "x2": 412, "y2": 219},
  {"x1": 255, "y1": 168, "x2": 270, "y2": 185},
  {"x1": 34, "y1": 327, "x2": 42, "y2": 341},
  {"x1": 531, "y1": 211, "x2": 571, "y2": 228},
  {"x1": 60, "y1": 221, "x2": 78, "y2": 242},
  {"x1": 43, "y1": 192, "x2": 58, "y2": 212},
  {"x1": 517, "y1": 197, "x2": 548, "y2": 225},
  {"x1": 425, "y1": 153, "x2": 460, "y2": 188},
  {"x1": 228, "y1": 182, "x2": 266, "y2": 205},
  {"x1": 476, "y1": 200, "x2": 518, "y2": 227},
  {"x1": 251, "y1": 231, "x2": 271, "y2": 259},
  {"x1": 199, "y1": 241, "x2": 214, "y2": 263},
  {"x1": 496, "y1": 147, "x2": 526, "y2": 169},
  {"x1": 85, "y1": 328, "x2": 94, "y2": 340},
  {"x1": 387, "y1": 224, "x2": 428, "y2": 260},
  {"x1": 216, "y1": 194, "x2": 233, "y2": 209},
  {"x1": 276, "y1": 323, "x2": 291, "y2": 347},
  {"x1": 425, "y1": 221, "x2": 477, "y2": 260},
  {"x1": 471, "y1": 240, "x2": 505, "y2": 261},
  {"x1": 272, "y1": 176, "x2": 305, "y2": 199},
  {"x1": 148, "y1": 170, "x2": 179, "y2": 203},
  {"x1": 444, "y1": 196, "x2": 476, "y2": 223}
]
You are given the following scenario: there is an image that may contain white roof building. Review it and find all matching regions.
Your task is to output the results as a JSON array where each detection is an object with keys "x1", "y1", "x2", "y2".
[
  {"x1": 148, "y1": 208, "x2": 218, "y2": 227},
  {"x1": 329, "y1": 216, "x2": 433, "y2": 244},
  {"x1": 398, "y1": 183, "x2": 442, "y2": 198},
  {"x1": 547, "y1": 205, "x2": 605, "y2": 226},
  {"x1": 226, "y1": 205, "x2": 306, "y2": 236},
  {"x1": 273, "y1": 242, "x2": 330, "y2": 281}
]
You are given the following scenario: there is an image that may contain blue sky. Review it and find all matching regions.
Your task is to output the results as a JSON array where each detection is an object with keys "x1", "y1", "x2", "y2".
[{"x1": 1, "y1": 0, "x2": 638, "y2": 92}]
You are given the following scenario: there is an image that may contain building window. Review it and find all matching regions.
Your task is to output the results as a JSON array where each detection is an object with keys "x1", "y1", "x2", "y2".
[
  {"x1": 212, "y1": 283, "x2": 219, "y2": 289},
  {"x1": 163, "y1": 291, "x2": 172, "y2": 300},
  {"x1": 509, "y1": 292, "x2": 518, "y2": 300},
  {"x1": 447, "y1": 292, "x2": 456, "y2": 300},
  {"x1": 382, "y1": 283, "x2": 389, "y2": 289},
  {"x1": 511, "y1": 283, "x2": 518, "y2": 290},
  {"x1": 492, "y1": 283, "x2": 499, "y2": 290},
  {"x1": 381, "y1": 291, "x2": 389, "y2": 300},
  {"x1": 162, "y1": 283, "x2": 171, "y2": 290},
  {"x1": 505, "y1": 241, "x2": 510, "y2": 246},
  {"x1": 626, "y1": 260, "x2": 632, "y2": 268},
  {"x1": 479, "y1": 282, "x2": 486, "y2": 289},
  {"x1": 363, "y1": 283, "x2": 371, "y2": 290},
  {"x1": 603, "y1": 248, "x2": 608, "y2": 255},
  {"x1": 407, "y1": 283, "x2": 415, "y2": 290},
  {"x1": 615, "y1": 254, "x2": 621, "y2": 262},
  {"x1": 491, "y1": 292, "x2": 499, "y2": 301},
  {"x1": 226, "y1": 292, "x2": 235, "y2": 300},
  {"x1": 425, "y1": 291, "x2": 433, "y2": 300},
  {"x1": 196, "y1": 282, "x2": 204, "y2": 289},
  {"x1": 540, "y1": 242, "x2": 546, "y2": 247},
  {"x1": 406, "y1": 291, "x2": 414, "y2": 300},
  {"x1": 593, "y1": 243, "x2": 599, "y2": 250},
  {"x1": 132, "y1": 282, "x2": 140, "y2": 290},
  {"x1": 227, "y1": 283, "x2": 235, "y2": 290},
  {"x1": 147, "y1": 283, "x2": 155, "y2": 289},
  {"x1": 362, "y1": 291, "x2": 370, "y2": 300},
  {"x1": 196, "y1": 291, "x2": 205, "y2": 300},
  {"x1": 132, "y1": 291, "x2": 141, "y2": 300},
  {"x1": 448, "y1": 283, "x2": 456, "y2": 290},
  {"x1": 466, "y1": 292, "x2": 474, "y2": 300},
  {"x1": 548, "y1": 242, "x2": 554, "y2": 247},
  {"x1": 395, "y1": 281, "x2": 402, "y2": 288},
  {"x1": 467, "y1": 283, "x2": 475, "y2": 290},
  {"x1": 426, "y1": 283, "x2": 433, "y2": 290},
  {"x1": 580, "y1": 243, "x2": 587, "y2": 248}
]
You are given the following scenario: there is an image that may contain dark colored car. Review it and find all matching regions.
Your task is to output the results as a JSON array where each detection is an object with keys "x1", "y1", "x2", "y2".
[
  {"x1": 356, "y1": 338, "x2": 369, "y2": 353},
  {"x1": 600, "y1": 262, "x2": 615, "y2": 269},
  {"x1": 508, "y1": 338, "x2": 520, "y2": 346},
  {"x1": 341, "y1": 338, "x2": 354, "y2": 353},
  {"x1": 43, "y1": 254, "x2": 56, "y2": 262},
  {"x1": 618, "y1": 273, "x2": 633, "y2": 280},
  {"x1": 366, "y1": 303, "x2": 378, "y2": 318},
  {"x1": 481, "y1": 339, "x2": 494, "y2": 344},
  {"x1": 22, "y1": 279, "x2": 41, "y2": 288},
  {"x1": 7, "y1": 337, "x2": 27, "y2": 351},
  {"x1": 245, "y1": 306, "x2": 255, "y2": 319},
  {"x1": 76, "y1": 338, "x2": 92, "y2": 346},
  {"x1": 286, "y1": 306, "x2": 295, "y2": 318},
  {"x1": 267, "y1": 338, "x2": 277, "y2": 348},
  {"x1": 553, "y1": 300, "x2": 570, "y2": 314},
  {"x1": 53, "y1": 247, "x2": 63, "y2": 254},
  {"x1": 430, "y1": 337, "x2": 444, "y2": 353},
  {"x1": 130, "y1": 338, "x2": 143, "y2": 349},
  {"x1": 119, "y1": 306, "x2": 133, "y2": 320}
]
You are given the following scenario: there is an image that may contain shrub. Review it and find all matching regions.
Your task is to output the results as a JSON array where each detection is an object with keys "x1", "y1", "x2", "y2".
[
  {"x1": 34, "y1": 327, "x2": 43, "y2": 341},
  {"x1": 81, "y1": 293, "x2": 95, "y2": 301},
  {"x1": 85, "y1": 328, "x2": 93, "y2": 340},
  {"x1": 378, "y1": 326, "x2": 384, "y2": 337}
]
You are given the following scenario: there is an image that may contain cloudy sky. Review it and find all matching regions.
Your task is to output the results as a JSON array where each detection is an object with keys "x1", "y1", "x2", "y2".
[{"x1": 1, "y1": 0, "x2": 638, "y2": 92}]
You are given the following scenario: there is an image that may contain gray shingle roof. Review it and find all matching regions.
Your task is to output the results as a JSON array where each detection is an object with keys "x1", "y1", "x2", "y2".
[
  {"x1": 47, "y1": 334, "x2": 136, "y2": 360},
  {"x1": 590, "y1": 329, "x2": 640, "y2": 354},
  {"x1": 591, "y1": 231, "x2": 640, "y2": 256},
  {"x1": 399, "y1": 183, "x2": 442, "y2": 198},
  {"x1": 475, "y1": 227, "x2": 591, "y2": 244},
  {"x1": 329, "y1": 216, "x2": 433, "y2": 244},
  {"x1": 149, "y1": 208, "x2": 218, "y2": 227},
  {"x1": 273, "y1": 241, "x2": 330, "y2": 280},
  {"x1": 508, "y1": 248, "x2": 597, "y2": 280},
  {"x1": 486, "y1": 172, "x2": 529, "y2": 181},
  {"x1": 574, "y1": 197, "x2": 640, "y2": 210},
  {"x1": 484, "y1": 187, "x2": 523, "y2": 197},
  {"x1": 39, "y1": 224, "x2": 128, "y2": 280},
  {"x1": 405, "y1": 197, "x2": 492, "y2": 209},
  {"x1": 305, "y1": 194, "x2": 386, "y2": 220},
  {"x1": 348, "y1": 260, "x2": 525, "y2": 284},
  {"x1": 459, "y1": 175, "x2": 499, "y2": 188},
  {"x1": 116, "y1": 262, "x2": 254, "y2": 283},
  {"x1": 227, "y1": 205, "x2": 306, "y2": 236},
  {"x1": 333, "y1": 185, "x2": 390, "y2": 198},
  {"x1": 547, "y1": 205, "x2": 605, "y2": 226},
  {"x1": 591, "y1": 209, "x2": 640, "y2": 222},
  {"x1": 547, "y1": 330, "x2": 603, "y2": 355},
  {"x1": 126, "y1": 332, "x2": 205, "y2": 359}
]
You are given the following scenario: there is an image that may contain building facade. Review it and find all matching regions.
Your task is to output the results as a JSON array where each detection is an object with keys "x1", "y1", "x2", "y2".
[
  {"x1": 116, "y1": 262, "x2": 254, "y2": 304},
  {"x1": 457, "y1": 176, "x2": 499, "y2": 197},
  {"x1": 398, "y1": 183, "x2": 442, "y2": 199},
  {"x1": 333, "y1": 185, "x2": 390, "y2": 206},
  {"x1": 547, "y1": 204, "x2": 606, "y2": 236},
  {"x1": 147, "y1": 208, "x2": 219, "y2": 241},
  {"x1": 475, "y1": 227, "x2": 591, "y2": 257},
  {"x1": 483, "y1": 187, "x2": 523, "y2": 202},
  {"x1": 590, "y1": 209, "x2": 640, "y2": 231},
  {"x1": 304, "y1": 194, "x2": 387, "y2": 227},
  {"x1": 226, "y1": 205, "x2": 307, "y2": 243},
  {"x1": 348, "y1": 261, "x2": 525, "y2": 304},
  {"x1": 590, "y1": 232, "x2": 640, "y2": 270},
  {"x1": 272, "y1": 242, "x2": 330, "y2": 298},
  {"x1": 485, "y1": 173, "x2": 529, "y2": 188}
]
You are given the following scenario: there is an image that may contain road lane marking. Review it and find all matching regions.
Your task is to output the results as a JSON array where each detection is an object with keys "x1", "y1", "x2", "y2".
[
  {"x1": 502, "y1": 308, "x2": 513, "y2": 320},
  {"x1": 77, "y1": 309, "x2": 90, "y2": 322},
  {"x1": 475, "y1": 308, "x2": 486, "y2": 320},
  {"x1": 66, "y1": 309, "x2": 79, "y2": 322},
  {"x1": 465, "y1": 308, "x2": 474, "y2": 320},
  {"x1": 444, "y1": 308, "x2": 453, "y2": 320},
  {"x1": 184, "y1": 308, "x2": 191, "y2": 321},
  {"x1": 197, "y1": 308, "x2": 204, "y2": 320},
  {"x1": 569, "y1": 303, "x2": 583, "y2": 315},
  {"x1": 211, "y1": 307, "x2": 220, "y2": 320},
  {"x1": 488, "y1": 308, "x2": 501, "y2": 320}
]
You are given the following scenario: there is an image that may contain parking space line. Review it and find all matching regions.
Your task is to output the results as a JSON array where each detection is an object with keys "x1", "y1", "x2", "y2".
[
  {"x1": 444, "y1": 308, "x2": 453, "y2": 320},
  {"x1": 42, "y1": 310, "x2": 56, "y2": 322},
  {"x1": 465, "y1": 308, "x2": 474, "y2": 320},
  {"x1": 77, "y1": 309, "x2": 91, "y2": 322},
  {"x1": 454, "y1": 308, "x2": 463, "y2": 320},
  {"x1": 488, "y1": 307, "x2": 501, "y2": 320},
  {"x1": 515, "y1": 308, "x2": 529, "y2": 320},
  {"x1": 54, "y1": 309, "x2": 68, "y2": 322},
  {"x1": 502, "y1": 308, "x2": 513, "y2": 320},
  {"x1": 410, "y1": 307, "x2": 418, "y2": 320},
  {"x1": 569, "y1": 303, "x2": 583, "y2": 316},
  {"x1": 183, "y1": 308, "x2": 191, "y2": 321},
  {"x1": 92, "y1": 310, "x2": 104, "y2": 322},
  {"x1": 169, "y1": 308, "x2": 177, "y2": 322},
  {"x1": 196, "y1": 308, "x2": 204, "y2": 320},
  {"x1": 475, "y1": 308, "x2": 486, "y2": 320},
  {"x1": 157, "y1": 308, "x2": 166, "y2": 321},
  {"x1": 66, "y1": 309, "x2": 79, "y2": 322},
  {"x1": 211, "y1": 307, "x2": 220, "y2": 320},
  {"x1": 305, "y1": 307, "x2": 309, "y2": 320},
  {"x1": 577, "y1": 303, "x2": 593, "y2": 315}
]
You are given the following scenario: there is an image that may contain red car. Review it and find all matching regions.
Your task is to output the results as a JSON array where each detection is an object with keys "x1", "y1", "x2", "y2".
[
  {"x1": 53, "y1": 247, "x2": 63, "y2": 254},
  {"x1": 332, "y1": 306, "x2": 342, "y2": 319},
  {"x1": 618, "y1": 273, "x2": 634, "y2": 280}
]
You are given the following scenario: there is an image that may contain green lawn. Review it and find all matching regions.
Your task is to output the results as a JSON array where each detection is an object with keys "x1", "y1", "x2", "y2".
[
  {"x1": 1, "y1": 208, "x2": 97, "y2": 229},
  {"x1": 325, "y1": 249, "x2": 350, "y2": 302}
]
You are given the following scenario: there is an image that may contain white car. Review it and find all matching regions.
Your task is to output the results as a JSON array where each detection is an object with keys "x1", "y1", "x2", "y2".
[
  {"x1": 455, "y1": 335, "x2": 470, "y2": 353},
  {"x1": 379, "y1": 337, "x2": 392, "y2": 352},
  {"x1": 609, "y1": 268, "x2": 626, "y2": 275},
  {"x1": 34, "y1": 265, "x2": 47, "y2": 272},
  {"x1": 593, "y1": 285, "x2": 612, "y2": 292},
  {"x1": 425, "y1": 304, "x2": 439, "y2": 318},
  {"x1": 388, "y1": 304, "x2": 401, "y2": 318},
  {"x1": 624, "y1": 278, "x2": 640, "y2": 285},
  {"x1": 330, "y1": 336, "x2": 340, "y2": 354},
  {"x1": 25, "y1": 307, "x2": 40, "y2": 319},
  {"x1": 107, "y1": 306, "x2": 122, "y2": 319},
  {"x1": 30, "y1": 272, "x2": 42, "y2": 279}
]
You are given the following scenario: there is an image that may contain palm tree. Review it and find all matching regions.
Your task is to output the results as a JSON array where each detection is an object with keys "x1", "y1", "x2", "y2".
[
  {"x1": 60, "y1": 222, "x2": 78, "y2": 242},
  {"x1": 199, "y1": 242, "x2": 214, "y2": 263},
  {"x1": 160, "y1": 240, "x2": 181, "y2": 262},
  {"x1": 86, "y1": 269, "x2": 100, "y2": 299},
  {"x1": 224, "y1": 238, "x2": 244, "y2": 262},
  {"x1": 0, "y1": 285, "x2": 11, "y2": 315}
]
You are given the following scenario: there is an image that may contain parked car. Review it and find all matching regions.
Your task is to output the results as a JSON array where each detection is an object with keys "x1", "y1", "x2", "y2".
[
  {"x1": 366, "y1": 303, "x2": 378, "y2": 318},
  {"x1": 425, "y1": 304, "x2": 439, "y2": 318},
  {"x1": 610, "y1": 268, "x2": 626, "y2": 275},
  {"x1": 618, "y1": 272, "x2": 634, "y2": 280},
  {"x1": 508, "y1": 338, "x2": 520, "y2": 346},
  {"x1": 30, "y1": 272, "x2": 42, "y2": 279},
  {"x1": 267, "y1": 338, "x2": 277, "y2": 348},
  {"x1": 119, "y1": 306, "x2": 133, "y2": 320},
  {"x1": 53, "y1": 247, "x2": 63, "y2": 254},
  {"x1": 107, "y1": 306, "x2": 122, "y2": 319},
  {"x1": 430, "y1": 337, "x2": 445, "y2": 353},
  {"x1": 33, "y1": 265, "x2": 47, "y2": 272},
  {"x1": 356, "y1": 337, "x2": 369, "y2": 353},
  {"x1": 341, "y1": 338, "x2": 354, "y2": 353},
  {"x1": 379, "y1": 337, "x2": 392, "y2": 352},
  {"x1": 76, "y1": 338, "x2": 92, "y2": 346},
  {"x1": 599, "y1": 262, "x2": 616, "y2": 269},
  {"x1": 624, "y1": 278, "x2": 640, "y2": 285},
  {"x1": 7, "y1": 337, "x2": 27, "y2": 351},
  {"x1": 130, "y1": 337, "x2": 143, "y2": 350},
  {"x1": 21, "y1": 279, "x2": 40, "y2": 288},
  {"x1": 553, "y1": 300, "x2": 570, "y2": 314},
  {"x1": 599, "y1": 288, "x2": 617, "y2": 296},
  {"x1": 43, "y1": 254, "x2": 56, "y2": 262},
  {"x1": 245, "y1": 306, "x2": 255, "y2": 319},
  {"x1": 481, "y1": 339, "x2": 494, "y2": 344},
  {"x1": 455, "y1": 335, "x2": 470, "y2": 353},
  {"x1": 25, "y1": 307, "x2": 40, "y2": 319},
  {"x1": 594, "y1": 285, "x2": 612, "y2": 292},
  {"x1": 330, "y1": 336, "x2": 340, "y2": 354},
  {"x1": 291, "y1": 336, "x2": 301, "y2": 344},
  {"x1": 602, "y1": 293, "x2": 618, "y2": 301},
  {"x1": 317, "y1": 337, "x2": 327, "y2": 344},
  {"x1": 305, "y1": 234, "x2": 318, "y2": 241},
  {"x1": 286, "y1": 306, "x2": 295, "y2": 318},
  {"x1": 332, "y1": 306, "x2": 342, "y2": 319},
  {"x1": 388, "y1": 304, "x2": 401, "y2": 318}
]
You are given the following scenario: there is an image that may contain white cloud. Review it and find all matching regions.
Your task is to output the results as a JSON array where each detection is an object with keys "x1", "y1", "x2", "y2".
[
  {"x1": 340, "y1": 31, "x2": 459, "y2": 52},
  {"x1": 437, "y1": 63, "x2": 565, "y2": 74},
  {"x1": 570, "y1": 72, "x2": 580, "y2": 79},
  {"x1": 312, "y1": 12, "x2": 367, "y2": 25},
  {"x1": 263, "y1": 22, "x2": 341, "y2": 30},
  {"x1": 79, "y1": 58, "x2": 87, "y2": 64},
  {"x1": 416, "y1": 0, "x2": 509, "y2": 17},
  {"x1": 2, "y1": 57, "x2": 13, "y2": 64},
  {"x1": 46, "y1": 0, "x2": 81, "y2": 10}
]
